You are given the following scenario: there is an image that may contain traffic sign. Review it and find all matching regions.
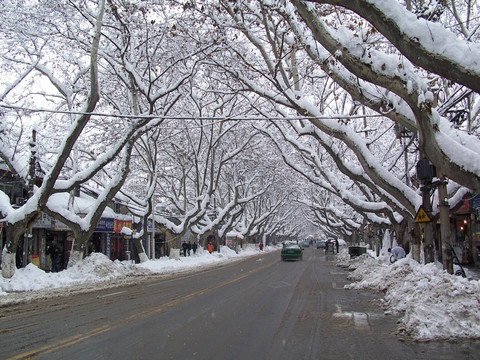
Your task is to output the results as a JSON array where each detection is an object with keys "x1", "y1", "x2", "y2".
[{"x1": 415, "y1": 206, "x2": 431, "y2": 223}]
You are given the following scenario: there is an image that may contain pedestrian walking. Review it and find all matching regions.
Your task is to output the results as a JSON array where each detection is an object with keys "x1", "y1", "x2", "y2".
[
  {"x1": 259, "y1": 242, "x2": 264, "y2": 251},
  {"x1": 187, "y1": 241, "x2": 192, "y2": 256},
  {"x1": 207, "y1": 241, "x2": 214, "y2": 254},
  {"x1": 192, "y1": 242, "x2": 198, "y2": 255},
  {"x1": 182, "y1": 241, "x2": 188, "y2": 257},
  {"x1": 46, "y1": 241, "x2": 60, "y2": 272}
]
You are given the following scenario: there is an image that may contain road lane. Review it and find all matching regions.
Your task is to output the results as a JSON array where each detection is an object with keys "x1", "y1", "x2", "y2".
[{"x1": 1, "y1": 247, "x2": 480, "y2": 360}]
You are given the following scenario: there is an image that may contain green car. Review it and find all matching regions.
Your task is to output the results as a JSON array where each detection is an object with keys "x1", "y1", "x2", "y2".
[{"x1": 281, "y1": 244, "x2": 303, "y2": 261}]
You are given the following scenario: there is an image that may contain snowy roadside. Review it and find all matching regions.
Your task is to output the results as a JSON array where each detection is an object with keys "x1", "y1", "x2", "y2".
[
  {"x1": 3, "y1": 245, "x2": 480, "y2": 342},
  {"x1": 336, "y1": 249, "x2": 480, "y2": 341},
  {"x1": 0, "y1": 246, "x2": 278, "y2": 306}
]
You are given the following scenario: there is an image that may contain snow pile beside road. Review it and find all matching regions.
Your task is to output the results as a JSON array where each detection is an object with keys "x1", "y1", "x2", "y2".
[
  {"x1": 0, "y1": 253, "x2": 148, "y2": 293},
  {"x1": 340, "y1": 251, "x2": 480, "y2": 341},
  {"x1": 0, "y1": 245, "x2": 276, "y2": 301},
  {"x1": 137, "y1": 245, "x2": 273, "y2": 274},
  {"x1": 68, "y1": 253, "x2": 153, "y2": 279}
]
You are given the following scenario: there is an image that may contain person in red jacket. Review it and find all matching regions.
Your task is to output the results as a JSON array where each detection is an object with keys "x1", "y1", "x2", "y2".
[{"x1": 207, "y1": 241, "x2": 214, "y2": 254}]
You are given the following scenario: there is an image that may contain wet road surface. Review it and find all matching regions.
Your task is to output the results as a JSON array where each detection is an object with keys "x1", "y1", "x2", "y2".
[{"x1": 1, "y1": 247, "x2": 479, "y2": 359}]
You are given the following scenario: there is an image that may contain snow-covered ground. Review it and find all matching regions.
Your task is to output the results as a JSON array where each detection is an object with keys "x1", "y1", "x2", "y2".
[
  {"x1": 1, "y1": 245, "x2": 480, "y2": 342},
  {"x1": 337, "y1": 249, "x2": 480, "y2": 341}
]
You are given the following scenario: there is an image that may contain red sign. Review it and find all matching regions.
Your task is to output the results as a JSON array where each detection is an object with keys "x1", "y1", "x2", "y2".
[
  {"x1": 114, "y1": 220, "x2": 132, "y2": 233},
  {"x1": 457, "y1": 200, "x2": 470, "y2": 212}
]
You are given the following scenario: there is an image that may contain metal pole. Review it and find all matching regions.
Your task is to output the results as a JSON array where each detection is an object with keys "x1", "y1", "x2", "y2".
[
  {"x1": 151, "y1": 197, "x2": 155, "y2": 260},
  {"x1": 421, "y1": 183, "x2": 435, "y2": 263},
  {"x1": 438, "y1": 178, "x2": 453, "y2": 274}
]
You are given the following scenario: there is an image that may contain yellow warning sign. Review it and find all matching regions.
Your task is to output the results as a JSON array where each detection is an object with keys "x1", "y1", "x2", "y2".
[{"x1": 415, "y1": 206, "x2": 431, "y2": 223}]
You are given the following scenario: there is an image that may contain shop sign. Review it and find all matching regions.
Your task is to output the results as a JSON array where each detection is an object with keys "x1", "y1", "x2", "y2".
[
  {"x1": 96, "y1": 218, "x2": 115, "y2": 233},
  {"x1": 55, "y1": 220, "x2": 71, "y2": 231},
  {"x1": 34, "y1": 213, "x2": 53, "y2": 229},
  {"x1": 472, "y1": 198, "x2": 480, "y2": 209},
  {"x1": 456, "y1": 199, "x2": 470, "y2": 213},
  {"x1": 114, "y1": 219, "x2": 132, "y2": 233},
  {"x1": 226, "y1": 238, "x2": 236, "y2": 251},
  {"x1": 106, "y1": 233, "x2": 111, "y2": 258}
]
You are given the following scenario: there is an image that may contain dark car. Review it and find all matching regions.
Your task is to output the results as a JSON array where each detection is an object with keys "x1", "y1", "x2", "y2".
[
  {"x1": 316, "y1": 241, "x2": 326, "y2": 249},
  {"x1": 281, "y1": 244, "x2": 303, "y2": 261}
]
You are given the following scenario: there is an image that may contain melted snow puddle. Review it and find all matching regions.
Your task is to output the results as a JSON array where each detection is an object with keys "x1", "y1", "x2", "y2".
[{"x1": 332, "y1": 304, "x2": 371, "y2": 329}]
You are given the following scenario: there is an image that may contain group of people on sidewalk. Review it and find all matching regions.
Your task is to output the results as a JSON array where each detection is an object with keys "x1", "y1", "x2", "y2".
[{"x1": 181, "y1": 241, "x2": 198, "y2": 256}]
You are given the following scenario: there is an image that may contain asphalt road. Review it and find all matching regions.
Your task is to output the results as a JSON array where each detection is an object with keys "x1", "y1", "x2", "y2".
[{"x1": 1, "y1": 247, "x2": 479, "y2": 360}]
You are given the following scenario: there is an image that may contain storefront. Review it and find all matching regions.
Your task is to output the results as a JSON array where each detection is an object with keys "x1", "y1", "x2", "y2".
[
  {"x1": 0, "y1": 222, "x2": 4, "y2": 268},
  {"x1": 113, "y1": 219, "x2": 132, "y2": 261},
  {"x1": 452, "y1": 197, "x2": 479, "y2": 264},
  {"x1": 33, "y1": 213, "x2": 53, "y2": 270},
  {"x1": 472, "y1": 197, "x2": 480, "y2": 264},
  {"x1": 89, "y1": 218, "x2": 114, "y2": 257}
]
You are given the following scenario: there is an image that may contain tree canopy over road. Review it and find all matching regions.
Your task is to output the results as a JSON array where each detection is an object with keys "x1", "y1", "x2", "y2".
[{"x1": 1, "y1": 0, "x2": 479, "y2": 277}]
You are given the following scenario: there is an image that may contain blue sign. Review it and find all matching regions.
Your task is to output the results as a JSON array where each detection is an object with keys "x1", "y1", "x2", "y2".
[
  {"x1": 95, "y1": 218, "x2": 114, "y2": 232},
  {"x1": 472, "y1": 197, "x2": 480, "y2": 209}
]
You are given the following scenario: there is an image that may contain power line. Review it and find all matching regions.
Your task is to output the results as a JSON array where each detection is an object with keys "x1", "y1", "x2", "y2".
[{"x1": 0, "y1": 103, "x2": 385, "y2": 121}]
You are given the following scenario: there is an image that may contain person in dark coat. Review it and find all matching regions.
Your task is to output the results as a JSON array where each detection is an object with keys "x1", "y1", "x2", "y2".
[
  {"x1": 187, "y1": 241, "x2": 192, "y2": 256},
  {"x1": 192, "y1": 242, "x2": 198, "y2": 255},
  {"x1": 46, "y1": 241, "x2": 60, "y2": 272},
  {"x1": 182, "y1": 241, "x2": 188, "y2": 256}
]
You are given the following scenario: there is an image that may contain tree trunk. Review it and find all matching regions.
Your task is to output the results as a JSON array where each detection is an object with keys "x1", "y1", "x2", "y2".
[
  {"x1": 68, "y1": 249, "x2": 84, "y2": 268},
  {"x1": 67, "y1": 234, "x2": 89, "y2": 268},
  {"x1": 2, "y1": 228, "x2": 22, "y2": 278},
  {"x1": 1, "y1": 247, "x2": 16, "y2": 279},
  {"x1": 133, "y1": 237, "x2": 148, "y2": 263},
  {"x1": 1, "y1": 220, "x2": 35, "y2": 278}
]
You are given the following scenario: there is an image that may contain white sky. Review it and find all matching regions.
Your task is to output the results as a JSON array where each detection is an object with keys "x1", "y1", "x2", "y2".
[{"x1": 1, "y1": 245, "x2": 479, "y2": 341}]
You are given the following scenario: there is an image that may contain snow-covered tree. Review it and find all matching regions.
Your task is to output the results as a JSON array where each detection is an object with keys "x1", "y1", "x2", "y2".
[
  {"x1": 0, "y1": 0, "x2": 106, "y2": 278},
  {"x1": 196, "y1": 0, "x2": 479, "y2": 256}
]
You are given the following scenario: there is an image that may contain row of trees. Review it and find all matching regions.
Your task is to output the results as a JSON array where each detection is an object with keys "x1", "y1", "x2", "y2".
[{"x1": 1, "y1": 0, "x2": 479, "y2": 277}]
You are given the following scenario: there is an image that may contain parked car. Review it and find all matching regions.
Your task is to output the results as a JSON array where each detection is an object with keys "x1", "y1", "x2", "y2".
[
  {"x1": 316, "y1": 241, "x2": 326, "y2": 249},
  {"x1": 281, "y1": 244, "x2": 303, "y2": 261},
  {"x1": 302, "y1": 241, "x2": 310, "y2": 247}
]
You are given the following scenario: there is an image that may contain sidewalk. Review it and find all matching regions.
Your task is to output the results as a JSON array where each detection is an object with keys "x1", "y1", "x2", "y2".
[{"x1": 462, "y1": 263, "x2": 480, "y2": 280}]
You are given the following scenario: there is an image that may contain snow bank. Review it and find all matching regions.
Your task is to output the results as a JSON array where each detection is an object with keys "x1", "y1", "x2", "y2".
[
  {"x1": 0, "y1": 253, "x2": 148, "y2": 293},
  {"x1": 0, "y1": 245, "x2": 275, "y2": 300},
  {"x1": 338, "y1": 250, "x2": 480, "y2": 341},
  {"x1": 3, "y1": 244, "x2": 480, "y2": 341}
]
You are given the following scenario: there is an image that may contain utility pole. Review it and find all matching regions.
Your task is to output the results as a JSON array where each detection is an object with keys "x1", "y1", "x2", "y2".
[
  {"x1": 438, "y1": 177, "x2": 453, "y2": 274},
  {"x1": 416, "y1": 158, "x2": 436, "y2": 263},
  {"x1": 416, "y1": 158, "x2": 454, "y2": 272},
  {"x1": 23, "y1": 129, "x2": 38, "y2": 267}
]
